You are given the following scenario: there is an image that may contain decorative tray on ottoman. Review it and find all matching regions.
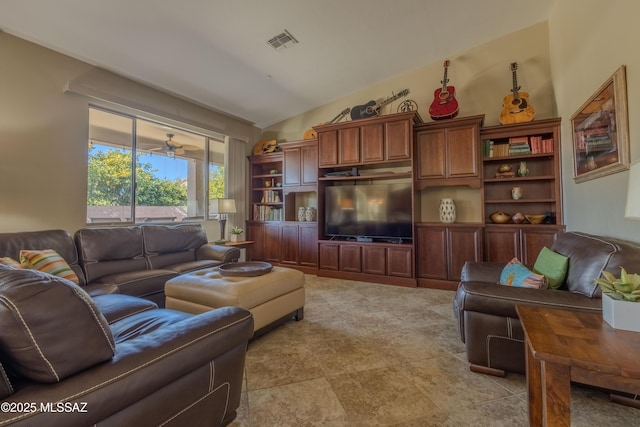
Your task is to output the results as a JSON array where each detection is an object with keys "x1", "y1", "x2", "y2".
[{"x1": 218, "y1": 261, "x2": 273, "y2": 277}]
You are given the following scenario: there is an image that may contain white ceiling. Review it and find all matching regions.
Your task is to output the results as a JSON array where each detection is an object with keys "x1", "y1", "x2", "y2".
[{"x1": 0, "y1": 0, "x2": 557, "y2": 129}]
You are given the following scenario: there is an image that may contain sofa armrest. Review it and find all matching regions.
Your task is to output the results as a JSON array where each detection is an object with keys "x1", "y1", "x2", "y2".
[
  {"x1": 460, "y1": 261, "x2": 504, "y2": 283},
  {"x1": 455, "y1": 281, "x2": 602, "y2": 320},
  {"x1": 1, "y1": 306, "x2": 253, "y2": 427},
  {"x1": 196, "y1": 244, "x2": 240, "y2": 263}
]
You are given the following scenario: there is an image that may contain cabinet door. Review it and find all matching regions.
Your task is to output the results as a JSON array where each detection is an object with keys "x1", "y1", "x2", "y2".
[
  {"x1": 386, "y1": 119, "x2": 411, "y2": 161},
  {"x1": 416, "y1": 129, "x2": 446, "y2": 180},
  {"x1": 362, "y1": 245, "x2": 386, "y2": 275},
  {"x1": 361, "y1": 123, "x2": 385, "y2": 164},
  {"x1": 301, "y1": 144, "x2": 318, "y2": 185},
  {"x1": 283, "y1": 147, "x2": 301, "y2": 186},
  {"x1": 339, "y1": 244, "x2": 361, "y2": 272},
  {"x1": 263, "y1": 224, "x2": 282, "y2": 263},
  {"x1": 299, "y1": 224, "x2": 318, "y2": 267},
  {"x1": 318, "y1": 131, "x2": 338, "y2": 167},
  {"x1": 484, "y1": 226, "x2": 520, "y2": 264},
  {"x1": 520, "y1": 228, "x2": 561, "y2": 265},
  {"x1": 282, "y1": 147, "x2": 302, "y2": 186},
  {"x1": 318, "y1": 243, "x2": 339, "y2": 270},
  {"x1": 446, "y1": 126, "x2": 479, "y2": 178},
  {"x1": 247, "y1": 222, "x2": 265, "y2": 261},
  {"x1": 338, "y1": 127, "x2": 360, "y2": 165},
  {"x1": 280, "y1": 223, "x2": 299, "y2": 265},
  {"x1": 447, "y1": 227, "x2": 483, "y2": 281},
  {"x1": 416, "y1": 226, "x2": 448, "y2": 279},
  {"x1": 387, "y1": 246, "x2": 413, "y2": 278}
]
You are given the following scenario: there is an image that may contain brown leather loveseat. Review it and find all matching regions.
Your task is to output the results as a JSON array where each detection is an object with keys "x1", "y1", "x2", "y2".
[
  {"x1": 0, "y1": 264, "x2": 253, "y2": 426},
  {"x1": 454, "y1": 231, "x2": 640, "y2": 376}
]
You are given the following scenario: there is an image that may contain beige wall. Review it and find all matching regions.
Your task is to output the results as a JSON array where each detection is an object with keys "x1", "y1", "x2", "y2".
[
  {"x1": 0, "y1": 32, "x2": 260, "y2": 238},
  {"x1": 263, "y1": 22, "x2": 554, "y2": 141},
  {"x1": 549, "y1": 0, "x2": 640, "y2": 240},
  {"x1": 263, "y1": 23, "x2": 553, "y2": 223}
]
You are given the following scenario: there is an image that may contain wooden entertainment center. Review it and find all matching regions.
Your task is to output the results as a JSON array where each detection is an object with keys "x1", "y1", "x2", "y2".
[{"x1": 247, "y1": 112, "x2": 564, "y2": 289}]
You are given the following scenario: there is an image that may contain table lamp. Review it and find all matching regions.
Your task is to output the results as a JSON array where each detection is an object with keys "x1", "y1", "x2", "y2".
[
  {"x1": 210, "y1": 198, "x2": 237, "y2": 242},
  {"x1": 625, "y1": 161, "x2": 640, "y2": 220}
]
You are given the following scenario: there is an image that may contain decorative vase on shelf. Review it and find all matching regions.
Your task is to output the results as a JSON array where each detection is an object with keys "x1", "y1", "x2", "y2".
[
  {"x1": 298, "y1": 207, "x2": 306, "y2": 222},
  {"x1": 439, "y1": 198, "x2": 456, "y2": 223},
  {"x1": 304, "y1": 207, "x2": 316, "y2": 222},
  {"x1": 517, "y1": 161, "x2": 529, "y2": 177},
  {"x1": 230, "y1": 233, "x2": 240, "y2": 242}
]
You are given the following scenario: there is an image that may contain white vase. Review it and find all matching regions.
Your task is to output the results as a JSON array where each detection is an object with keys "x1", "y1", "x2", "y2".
[
  {"x1": 602, "y1": 293, "x2": 640, "y2": 332},
  {"x1": 439, "y1": 198, "x2": 456, "y2": 223},
  {"x1": 230, "y1": 233, "x2": 241, "y2": 242},
  {"x1": 304, "y1": 207, "x2": 316, "y2": 222},
  {"x1": 298, "y1": 207, "x2": 306, "y2": 222}
]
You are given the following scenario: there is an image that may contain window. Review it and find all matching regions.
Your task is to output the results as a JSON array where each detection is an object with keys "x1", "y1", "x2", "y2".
[{"x1": 87, "y1": 107, "x2": 226, "y2": 224}]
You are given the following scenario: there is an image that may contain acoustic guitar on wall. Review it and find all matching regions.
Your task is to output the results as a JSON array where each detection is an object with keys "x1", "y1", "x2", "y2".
[
  {"x1": 350, "y1": 89, "x2": 409, "y2": 120},
  {"x1": 429, "y1": 60, "x2": 459, "y2": 120},
  {"x1": 499, "y1": 62, "x2": 535, "y2": 124},
  {"x1": 303, "y1": 108, "x2": 351, "y2": 139}
]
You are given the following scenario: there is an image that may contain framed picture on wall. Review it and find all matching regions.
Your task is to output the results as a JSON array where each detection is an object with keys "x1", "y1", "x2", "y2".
[{"x1": 571, "y1": 65, "x2": 630, "y2": 183}]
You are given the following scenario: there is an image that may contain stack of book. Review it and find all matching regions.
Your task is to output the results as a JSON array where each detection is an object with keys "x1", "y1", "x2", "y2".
[
  {"x1": 529, "y1": 136, "x2": 554, "y2": 154},
  {"x1": 508, "y1": 137, "x2": 531, "y2": 155},
  {"x1": 260, "y1": 190, "x2": 280, "y2": 203},
  {"x1": 253, "y1": 205, "x2": 283, "y2": 221}
]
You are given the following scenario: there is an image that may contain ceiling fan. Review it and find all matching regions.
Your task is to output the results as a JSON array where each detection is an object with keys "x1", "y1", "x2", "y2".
[{"x1": 153, "y1": 133, "x2": 199, "y2": 158}]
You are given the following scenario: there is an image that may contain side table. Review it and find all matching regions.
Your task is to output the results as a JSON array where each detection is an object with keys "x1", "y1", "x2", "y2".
[
  {"x1": 223, "y1": 240, "x2": 255, "y2": 250},
  {"x1": 516, "y1": 305, "x2": 640, "y2": 426}
]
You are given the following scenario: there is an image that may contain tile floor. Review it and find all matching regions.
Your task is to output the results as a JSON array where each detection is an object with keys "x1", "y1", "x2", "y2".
[{"x1": 229, "y1": 275, "x2": 640, "y2": 426}]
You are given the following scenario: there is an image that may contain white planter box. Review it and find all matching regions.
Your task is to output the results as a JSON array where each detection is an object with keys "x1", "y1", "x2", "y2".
[{"x1": 602, "y1": 293, "x2": 640, "y2": 332}]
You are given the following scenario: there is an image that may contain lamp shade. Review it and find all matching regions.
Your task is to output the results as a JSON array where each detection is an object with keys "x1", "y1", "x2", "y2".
[
  {"x1": 625, "y1": 161, "x2": 640, "y2": 220},
  {"x1": 210, "y1": 198, "x2": 237, "y2": 215}
]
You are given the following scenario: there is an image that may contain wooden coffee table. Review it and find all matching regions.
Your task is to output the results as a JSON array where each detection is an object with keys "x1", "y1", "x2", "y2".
[{"x1": 517, "y1": 305, "x2": 640, "y2": 427}]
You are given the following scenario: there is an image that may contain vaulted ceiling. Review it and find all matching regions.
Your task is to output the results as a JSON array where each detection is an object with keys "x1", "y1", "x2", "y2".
[{"x1": 0, "y1": 0, "x2": 557, "y2": 128}]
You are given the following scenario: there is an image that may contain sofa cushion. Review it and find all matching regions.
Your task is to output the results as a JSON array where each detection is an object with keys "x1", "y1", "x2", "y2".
[
  {"x1": 92, "y1": 293, "x2": 158, "y2": 324},
  {"x1": 533, "y1": 247, "x2": 569, "y2": 290},
  {"x1": 19, "y1": 249, "x2": 80, "y2": 284},
  {"x1": 143, "y1": 224, "x2": 208, "y2": 269},
  {"x1": 0, "y1": 229, "x2": 86, "y2": 286},
  {"x1": 0, "y1": 266, "x2": 115, "y2": 383},
  {"x1": 499, "y1": 258, "x2": 547, "y2": 289},
  {"x1": 551, "y1": 232, "x2": 622, "y2": 297},
  {"x1": 75, "y1": 226, "x2": 147, "y2": 283}
]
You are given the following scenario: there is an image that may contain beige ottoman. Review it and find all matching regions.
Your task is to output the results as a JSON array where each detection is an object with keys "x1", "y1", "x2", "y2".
[{"x1": 165, "y1": 265, "x2": 305, "y2": 333}]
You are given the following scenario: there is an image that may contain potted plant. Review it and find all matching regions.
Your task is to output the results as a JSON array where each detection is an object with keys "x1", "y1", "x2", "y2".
[
  {"x1": 595, "y1": 267, "x2": 640, "y2": 332},
  {"x1": 229, "y1": 226, "x2": 244, "y2": 242}
]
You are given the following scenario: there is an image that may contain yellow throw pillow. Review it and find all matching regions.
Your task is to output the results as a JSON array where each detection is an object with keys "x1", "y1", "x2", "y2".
[
  {"x1": 19, "y1": 249, "x2": 80, "y2": 284},
  {"x1": 0, "y1": 257, "x2": 24, "y2": 269}
]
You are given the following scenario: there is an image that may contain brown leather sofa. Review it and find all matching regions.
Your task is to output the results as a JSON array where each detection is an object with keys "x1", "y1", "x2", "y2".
[
  {"x1": 454, "y1": 231, "x2": 640, "y2": 376},
  {"x1": 0, "y1": 264, "x2": 253, "y2": 426},
  {"x1": 0, "y1": 224, "x2": 240, "y2": 307}
]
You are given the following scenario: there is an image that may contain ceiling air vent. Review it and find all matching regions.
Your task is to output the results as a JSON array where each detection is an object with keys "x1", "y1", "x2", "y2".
[{"x1": 266, "y1": 29, "x2": 299, "y2": 51}]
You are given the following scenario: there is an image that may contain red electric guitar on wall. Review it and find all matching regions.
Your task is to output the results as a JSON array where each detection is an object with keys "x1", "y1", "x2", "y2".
[{"x1": 429, "y1": 60, "x2": 459, "y2": 120}]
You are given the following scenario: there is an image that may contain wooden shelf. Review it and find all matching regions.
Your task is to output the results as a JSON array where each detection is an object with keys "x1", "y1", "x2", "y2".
[{"x1": 319, "y1": 171, "x2": 412, "y2": 181}]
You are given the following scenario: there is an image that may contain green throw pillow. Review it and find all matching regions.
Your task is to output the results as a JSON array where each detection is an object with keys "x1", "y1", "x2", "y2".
[{"x1": 533, "y1": 247, "x2": 569, "y2": 289}]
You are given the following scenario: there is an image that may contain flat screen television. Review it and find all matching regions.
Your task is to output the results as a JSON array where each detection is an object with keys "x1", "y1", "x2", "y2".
[{"x1": 324, "y1": 183, "x2": 412, "y2": 241}]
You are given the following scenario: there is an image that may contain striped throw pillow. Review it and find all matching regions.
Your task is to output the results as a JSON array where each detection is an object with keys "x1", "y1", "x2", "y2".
[{"x1": 19, "y1": 249, "x2": 80, "y2": 284}]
